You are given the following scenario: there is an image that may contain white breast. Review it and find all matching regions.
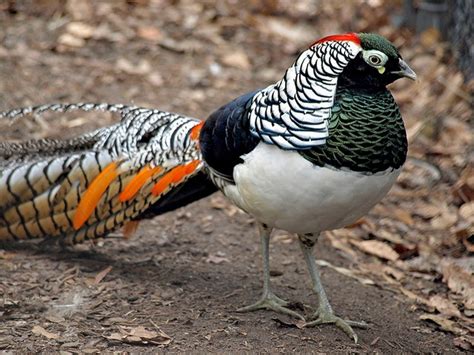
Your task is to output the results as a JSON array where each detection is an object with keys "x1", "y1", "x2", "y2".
[{"x1": 222, "y1": 143, "x2": 400, "y2": 234}]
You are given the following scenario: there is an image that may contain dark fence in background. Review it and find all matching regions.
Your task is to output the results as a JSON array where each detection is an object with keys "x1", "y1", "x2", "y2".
[{"x1": 403, "y1": 0, "x2": 473, "y2": 81}]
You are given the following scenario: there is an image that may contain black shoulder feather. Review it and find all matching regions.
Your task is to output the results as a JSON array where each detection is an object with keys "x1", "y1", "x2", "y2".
[{"x1": 200, "y1": 91, "x2": 260, "y2": 180}]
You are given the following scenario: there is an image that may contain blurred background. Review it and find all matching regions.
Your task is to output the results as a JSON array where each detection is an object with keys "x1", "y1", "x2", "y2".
[{"x1": 0, "y1": 0, "x2": 472, "y2": 352}]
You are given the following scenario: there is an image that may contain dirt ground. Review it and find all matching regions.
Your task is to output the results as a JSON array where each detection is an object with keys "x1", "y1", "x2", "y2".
[{"x1": 0, "y1": 0, "x2": 472, "y2": 353}]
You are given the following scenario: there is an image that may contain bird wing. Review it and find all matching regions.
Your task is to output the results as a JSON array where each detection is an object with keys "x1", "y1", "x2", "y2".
[{"x1": 0, "y1": 103, "x2": 205, "y2": 244}]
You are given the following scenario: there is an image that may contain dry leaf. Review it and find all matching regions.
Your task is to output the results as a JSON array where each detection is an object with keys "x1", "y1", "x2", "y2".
[
  {"x1": 325, "y1": 231, "x2": 360, "y2": 260},
  {"x1": 45, "y1": 314, "x2": 66, "y2": 324},
  {"x1": 420, "y1": 28, "x2": 441, "y2": 47},
  {"x1": 316, "y1": 259, "x2": 375, "y2": 285},
  {"x1": 205, "y1": 255, "x2": 230, "y2": 264},
  {"x1": 419, "y1": 314, "x2": 463, "y2": 335},
  {"x1": 351, "y1": 240, "x2": 399, "y2": 261},
  {"x1": 256, "y1": 16, "x2": 314, "y2": 45},
  {"x1": 399, "y1": 287, "x2": 430, "y2": 305},
  {"x1": 412, "y1": 202, "x2": 441, "y2": 219},
  {"x1": 136, "y1": 26, "x2": 163, "y2": 42},
  {"x1": 66, "y1": 0, "x2": 93, "y2": 21},
  {"x1": 221, "y1": 51, "x2": 251, "y2": 70},
  {"x1": 32, "y1": 325, "x2": 60, "y2": 340},
  {"x1": 453, "y1": 335, "x2": 474, "y2": 351},
  {"x1": 459, "y1": 202, "x2": 474, "y2": 224},
  {"x1": 57, "y1": 33, "x2": 85, "y2": 48},
  {"x1": 116, "y1": 58, "x2": 151, "y2": 75},
  {"x1": 428, "y1": 295, "x2": 461, "y2": 318},
  {"x1": 66, "y1": 22, "x2": 95, "y2": 39},
  {"x1": 441, "y1": 258, "x2": 474, "y2": 310},
  {"x1": 94, "y1": 266, "x2": 113, "y2": 284},
  {"x1": 431, "y1": 211, "x2": 458, "y2": 229},
  {"x1": 129, "y1": 326, "x2": 160, "y2": 339},
  {"x1": 148, "y1": 72, "x2": 164, "y2": 87},
  {"x1": 392, "y1": 207, "x2": 415, "y2": 225},
  {"x1": 106, "y1": 326, "x2": 171, "y2": 345}
]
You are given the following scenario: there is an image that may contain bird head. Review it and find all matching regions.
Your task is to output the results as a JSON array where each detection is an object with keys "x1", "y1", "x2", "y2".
[
  {"x1": 315, "y1": 32, "x2": 416, "y2": 89},
  {"x1": 248, "y1": 32, "x2": 416, "y2": 149}
]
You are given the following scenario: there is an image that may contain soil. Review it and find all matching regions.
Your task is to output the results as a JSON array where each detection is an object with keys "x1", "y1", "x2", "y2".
[
  {"x1": 0, "y1": 1, "x2": 469, "y2": 353},
  {"x1": 0, "y1": 200, "x2": 459, "y2": 353}
]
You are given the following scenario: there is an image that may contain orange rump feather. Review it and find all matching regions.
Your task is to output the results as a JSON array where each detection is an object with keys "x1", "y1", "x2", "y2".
[
  {"x1": 73, "y1": 162, "x2": 118, "y2": 230},
  {"x1": 189, "y1": 121, "x2": 204, "y2": 141},
  {"x1": 119, "y1": 165, "x2": 162, "y2": 202},
  {"x1": 151, "y1": 160, "x2": 201, "y2": 197}
]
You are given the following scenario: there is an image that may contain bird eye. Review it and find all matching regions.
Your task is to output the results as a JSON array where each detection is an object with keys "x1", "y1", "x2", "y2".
[
  {"x1": 368, "y1": 55, "x2": 382, "y2": 65},
  {"x1": 362, "y1": 50, "x2": 388, "y2": 68}
]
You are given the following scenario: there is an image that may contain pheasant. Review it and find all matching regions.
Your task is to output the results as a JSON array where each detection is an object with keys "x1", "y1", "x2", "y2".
[{"x1": 0, "y1": 33, "x2": 416, "y2": 342}]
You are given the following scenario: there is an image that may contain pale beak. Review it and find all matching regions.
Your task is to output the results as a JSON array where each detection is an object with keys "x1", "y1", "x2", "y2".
[{"x1": 391, "y1": 58, "x2": 417, "y2": 80}]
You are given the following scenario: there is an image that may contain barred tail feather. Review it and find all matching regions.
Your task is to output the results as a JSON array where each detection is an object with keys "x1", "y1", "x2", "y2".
[{"x1": 0, "y1": 102, "x2": 209, "y2": 244}]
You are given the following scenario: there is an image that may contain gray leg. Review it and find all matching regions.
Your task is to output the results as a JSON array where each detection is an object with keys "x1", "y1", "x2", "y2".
[
  {"x1": 298, "y1": 234, "x2": 368, "y2": 343},
  {"x1": 237, "y1": 224, "x2": 304, "y2": 320}
]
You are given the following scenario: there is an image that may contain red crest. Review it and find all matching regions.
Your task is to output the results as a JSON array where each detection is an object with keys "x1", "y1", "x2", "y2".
[{"x1": 311, "y1": 33, "x2": 361, "y2": 47}]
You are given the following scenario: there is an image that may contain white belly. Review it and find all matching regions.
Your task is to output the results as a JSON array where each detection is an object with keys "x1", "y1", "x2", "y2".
[{"x1": 222, "y1": 143, "x2": 400, "y2": 234}]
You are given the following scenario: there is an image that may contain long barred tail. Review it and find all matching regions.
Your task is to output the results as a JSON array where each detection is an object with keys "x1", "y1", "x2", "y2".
[
  {"x1": 0, "y1": 102, "x2": 134, "y2": 121},
  {"x1": 0, "y1": 103, "x2": 137, "y2": 157},
  {"x1": 0, "y1": 103, "x2": 210, "y2": 244}
]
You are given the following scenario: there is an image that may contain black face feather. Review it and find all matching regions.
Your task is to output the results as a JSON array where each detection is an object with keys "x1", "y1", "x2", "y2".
[{"x1": 339, "y1": 33, "x2": 413, "y2": 89}]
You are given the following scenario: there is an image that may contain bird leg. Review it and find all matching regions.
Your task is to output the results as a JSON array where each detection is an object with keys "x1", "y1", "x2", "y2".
[
  {"x1": 237, "y1": 224, "x2": 304, "y2": 321},
  {"x1": 298, "y1": 234, "x2": 368, "y2": 343}
]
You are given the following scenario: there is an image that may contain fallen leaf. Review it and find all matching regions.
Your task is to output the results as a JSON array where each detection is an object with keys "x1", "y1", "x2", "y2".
[
  {"x1": 106, "y1": 332, "x2": 124, "y2": 341},
  {"x1": 428, "y1": 295, "x2": 462, "y2": 318},
  {"x1": 32, "y1": 325, "x2": 60, "y2": 340},
  {"x1": 147, "y1": 72, "x2": 164, "y2": 87},
  {"x1": 0, "y1": 250, "x2": 16, "y2": 259},
  {"x1": 136, "y1": 26, "x2": 163, "y2": 42},
  {"x1": 57, "y1": 33, "x2": 85, "y2": 48},
  {"x1": 459, "y1": 201, "x2": 474, "y2": 224},
  {"x1": 221, "y1": 51, "x2": 251, "y2": 70},
  {"x1": 116, "y1": 58, "x2": 151, "y2": 75},
  {"x1": 399, "y1": 287, "x2": 430, "y2": 305},
  {"x1": 412, "y1": 202, "x2": 441, "y2": 219},
  {"x1": 392, "y1": 207, "x2": 415, "y2": 225},
  {"x1": 94, "y1": 266, "x2": 113, "y2": 284},
  {"x1": 66, "y1": 22, "x2": 95, "y2": 39},
  {"x1": 454, "y1": 335, "x2": 474, "y2": 351},
  {"x1": 441, "y1": 258, "x2": 474, "y2": 310},
  {"x1": 44, "y1": 314, "x2": 66, "y2": 324},
  {"x1": 419, "y1": 314, "x2": 463, "y2": 335},
  {"x1": 206, "y1": 255, "x2": 229, "y2": 264},
  {"x1": 210, "y1": 196, "x2": 227, "y2": 209},
  {"x1": 420, "y1": 28, "x2": 441, "y2": 47},
  {"x1": 106, "y1": 326, "x2": 171, "y2": 345},
  {"x1": 350, "y1": 240, "x2": 399, "y2": 261},
  {"x1": 66, "y1": 0, "x2": 94, "y2": 21},
  {"x1": 316, "y1": 259, "x2": 375, "y2": 285},
  {"x1": 431, "y1": 211, "x2": 458, "y2": 229},
  {"x1": 256, "y1": 16, "x2": 314, "y2": 45},
  {"x1": 129, "y1": 326, "x2": 160, "y2": 339},
  {"x1": 272, "y1": 317, "x2": 301, "y2": 328}
]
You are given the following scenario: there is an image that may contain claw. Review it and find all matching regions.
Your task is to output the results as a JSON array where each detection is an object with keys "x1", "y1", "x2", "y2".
[
  {"x1": 237, "y1": 292, "x2": 305, "y2": 321},
  {"x1": 304, "y1": 308, "x2": 368, "y2": 343}
]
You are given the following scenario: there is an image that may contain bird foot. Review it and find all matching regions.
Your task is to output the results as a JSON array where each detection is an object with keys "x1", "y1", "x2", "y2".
[
  {"x1": 237, "y1": 292, "x2": 304, "y2": 321},
  {"x1": 304, "y1": 307, "x2": 368, "y2": 343}
]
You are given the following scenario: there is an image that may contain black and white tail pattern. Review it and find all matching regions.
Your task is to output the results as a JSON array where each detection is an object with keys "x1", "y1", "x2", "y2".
[{"x1": 0, "y1": 103, "x2": 204, "y2": 244}]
